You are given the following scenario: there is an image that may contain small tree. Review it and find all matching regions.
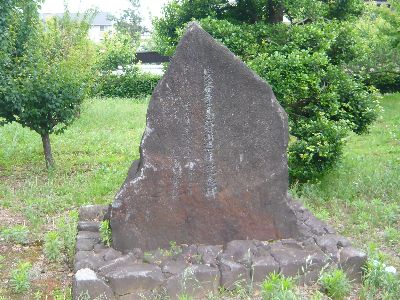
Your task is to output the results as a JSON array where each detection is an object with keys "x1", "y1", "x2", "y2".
[
  {"x1": 0, "y1": 4, "x2": 96, "y2": 169},
  {"x1": 110, "y1": 0, "x2": 144, "y2": 43}
]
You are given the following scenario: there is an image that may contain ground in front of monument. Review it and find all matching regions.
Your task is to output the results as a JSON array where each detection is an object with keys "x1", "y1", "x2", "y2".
[{"x1": 72, "y1": 23, "x2": 369, "y2": 300}]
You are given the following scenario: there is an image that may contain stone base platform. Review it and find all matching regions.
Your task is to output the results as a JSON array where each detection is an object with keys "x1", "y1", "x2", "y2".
[{"x1": 73, "y1": 204, "x2": 367, "y2": 300}]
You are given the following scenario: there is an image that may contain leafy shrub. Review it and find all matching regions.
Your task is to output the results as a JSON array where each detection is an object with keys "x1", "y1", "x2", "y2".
[
  {"x1": 96, "y1": 31, "x2": 137, "y2": 73},
  {"x1": 10, "y1": 262, "x2": 32, "y2": 293},
  {"x1": 261, "y1": 273, "x2": 299, "y2": 300},
  {"x1": 249, "y1": 50, "x2": 378, "y2": 181},
  {"x1": 96, "y1": 70, "x2": 161, "y2": 98},
  {"x1": 44, "y1": 231, "x2": 62, "y2": 262},
  {"x1": 99, "y1": 220, "x2": 112, "y2": 247},
  {"x1": 319, "y1": 269, "x2": 351, "y2": 300},
  {"x1": 0, "y1": 225, "x2": 29, "y2": 244}
]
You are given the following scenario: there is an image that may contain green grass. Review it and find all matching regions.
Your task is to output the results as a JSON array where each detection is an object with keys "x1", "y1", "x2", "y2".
[
  {"x1": 292, "y1": 93, "x2": 400, "y2": 268},
  {"x1": 0, "y1": 94, "x2": 399, "y2": 298},
  {"x1": 0, "y1": 97, "x2": 147, "y2": 232}
]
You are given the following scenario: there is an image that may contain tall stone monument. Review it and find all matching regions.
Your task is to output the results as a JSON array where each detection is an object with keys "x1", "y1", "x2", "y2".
[{"x1": 110, "y1": 22, "x2": 302, "y2": 251}]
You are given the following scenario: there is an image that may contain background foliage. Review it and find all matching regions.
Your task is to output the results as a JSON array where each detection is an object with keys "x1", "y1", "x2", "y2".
[{"x1": 152, "y1": 0, "x2": 381, "y2": 182}]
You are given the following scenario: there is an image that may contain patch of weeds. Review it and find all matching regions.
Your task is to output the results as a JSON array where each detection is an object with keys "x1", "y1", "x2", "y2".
[
  {"x1": 33, "y1": 290, "x2": 43, "y2": 300},
  {"x1": 161, "y1": 241, "x2": 183, "y2": 257},
  {"x1": 99, "y1": 219, "x2": 112, "y2": 247},
  {"x1": 261, "y1": 273, "x2": 299, "y2": 300},
  {"x1": 52, "y1": 287, "x2": 72, "y2": 300},
  {"x1": 44, "y1": 231, "x2": 62, "y2": 262},
  {"x1": 309, "y1": 290, "x2": 325, "y2": 300},
  {"x1": 361, "y1": 246, "x2": 400, "y2": 300},
  {"x1": 9, "y1": 261, "x2": 32, "y2": 293},
  {"x1": 384, "y1": 227, "x2": 399, "y2": 246},
  {"x1": 178, "y1": 294, "x2": 194, "y2": 300},
  {"x1": 0, "y1": 224, "x2": 29, "y2": 244},
  {"x1": 319, "y1": 268, "x2": 351, "y2": 300},
  {"x1": 0, "y1": 255, "x2": 5, "y2": 270},
  {"x1": 169, "y1": 241, "x2": 182, "y2": 255},
  {"x1": 57, "y1": 211, "x2": 79, "y2": 264}
]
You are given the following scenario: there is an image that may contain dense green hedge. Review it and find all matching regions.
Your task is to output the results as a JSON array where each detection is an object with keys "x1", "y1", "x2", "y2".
[
  {"x1": 366, "y1": 72, "x2": 400, "y2": 94},
  {"x1": 95, "y1": 71, "x2": 161, "y2": 98}
]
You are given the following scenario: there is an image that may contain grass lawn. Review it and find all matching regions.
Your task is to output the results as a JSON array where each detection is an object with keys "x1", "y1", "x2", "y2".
[{"x1": 0, "y1": 94, "x2": 399, "y2": 299}]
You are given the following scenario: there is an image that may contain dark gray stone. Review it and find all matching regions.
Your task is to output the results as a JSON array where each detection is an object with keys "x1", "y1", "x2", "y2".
[
  {"x1": 339, "y1": 247, "x2": 367, "y2": 282},
  {"x1": 198, "y1": 245, "x2": 222, "y2": 267},
  {"x1": 161, "y1": 260, "x2": 188, "y2": 276},
  {"x1": 73, "y1": 268, "x2": 115, "y2": 300},
  {"x1": 219, "y1": 259, "x2": 250, "y2": 290},
  {"x1": 119, "y1": 291, "x2": 156, "y2": 300},
  {"x1": 79, "y1": 205, "x2": 108, "y2": 221},
  {"x1": 78, "y1": 221, "x2": 100, "y2": 232},
  {"x1": 270, "y1": 242, "x2": 326, "y2": 279},
  {"x1": 94, "y1": 243, "x2": 107, "y2": 253},
  {"x1": 105, "y1": 264, "x2": 164, "y2": 296},
  {"x1": 75, "y1": 231, "x2": 101, "y2": 252},
  {"x1": 77, "y1": 231, "x2": 101, "y2": 241},
  {"x1": 98, "y1": 253, "x2": 138, "y2": 276},
  {"x1": 289, "y1": 200, "x2": 335, "y2": 238},
  {"x1": 165, "y1": 264, "x2": 220, "y2": 299},
  {"x1": 223, "y1": 240, "x2": 266, "y2": 267},
  {"x1": 251, "y1": 255, "x2": 280, "y2": 283},
  {"x1": 110, "y1": 22, "x2": 302, "y2": 252},
  {"x1": 74, "y1": 251, "x2": 105, "y2": 272},
  {"x1": 315, "y1": 234, "x2": 351, "y2": 262},
  {"x1": 76, "y1": 238, "x2": 96, "y2": 251},
  {"x1": 103, "y1": 248, "x2": 123, "y2": 261}
]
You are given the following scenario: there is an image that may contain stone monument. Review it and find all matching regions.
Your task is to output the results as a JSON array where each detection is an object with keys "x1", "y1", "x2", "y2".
[
  {"x1": 72, "y1": 23, "x2": 367, "y2": 300},
  {"x1": 110, "y1": 22, "x2": 302, "y2": 252}
]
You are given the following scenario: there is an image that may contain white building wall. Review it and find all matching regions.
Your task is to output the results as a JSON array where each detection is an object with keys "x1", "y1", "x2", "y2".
[{"x1": 88, "y1": 25, "x2": 113, "y2": 43}]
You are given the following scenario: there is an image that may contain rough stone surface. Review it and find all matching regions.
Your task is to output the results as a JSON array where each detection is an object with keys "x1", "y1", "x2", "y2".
[
  {"x1": 165, "y1": 264, "x2": 220, "y2": 299},
  {"x1": 270, "y1": 242, "x2": 326, "y2": 278},
  {"x1": 223, "y1": 240, "x2": 270, "y2": 267},
  {"x1": 219, "y1": 259, "x2": 250, "y2": 290},
  {"x1": 105, "y1": 264, "x2": 164, "y2": 296},
  {"x1": 79, "y1": 205, "x2": 108, "y2": 221},
  {"x1": 73, "y1": 268, "x2": 115, "y2": 300},
  {"x1": 110, "y1": 22, "x2": 302, "y2": 251},
  {"x1": 102, "y1": 248, "x2": 123, "y2": 261},
  {"x1": 98, "y1": 253, "x2": 139, "y2": 276},
  {"x1": 161, "y1": 260, "x2": 188, "y2": 277},
  {"x1": 198, "y1": 245, "x2": 222, "y2": 267},
  {"x1": 78, "y1": 221, "x2": 100, "y2": 232},
  {"x1": 76, "y1": 238, "x2": 97, "y2": 251},
  {"x1": 74, "y1": 251, "x2": 105, "y2": 272},
  {"x1": 315, "y1": 234, "x2": 351, "y2": 262},
  {"x1": 251, "y1": 255, "x2": 280, "y2": 283},
  {"x1": 339, "y1": 247, "x2": 367, "y2": 281}
]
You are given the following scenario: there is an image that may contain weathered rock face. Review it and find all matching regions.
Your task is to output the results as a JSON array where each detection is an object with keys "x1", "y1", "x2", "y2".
[{"x1": 110, "y1": 22, "x2": 302, "y2": 251}]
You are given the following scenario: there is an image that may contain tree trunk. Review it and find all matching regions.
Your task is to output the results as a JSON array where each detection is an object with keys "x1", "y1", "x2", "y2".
[
  {"x1": 41, "y1": 133, "x2": 55, "y2": 169},
  {"x1": 267, "y1": 0, "x2": 284, "y2": 24}
]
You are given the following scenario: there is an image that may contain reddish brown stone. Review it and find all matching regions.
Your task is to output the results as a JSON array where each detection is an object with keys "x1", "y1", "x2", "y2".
[{"x1": 110, "y1": 22, "x2": 302, "y2": 251}]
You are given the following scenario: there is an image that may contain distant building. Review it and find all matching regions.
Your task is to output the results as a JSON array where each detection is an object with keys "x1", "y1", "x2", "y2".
[
  {"x1": 88, "y1": 12, "x2": 114, "y2": 43},
  {"x1": 41, "y1": 12, "x2": 114, "y2": 43}
]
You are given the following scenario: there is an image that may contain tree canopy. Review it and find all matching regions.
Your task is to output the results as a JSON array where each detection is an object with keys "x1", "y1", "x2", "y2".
[{"x1": 0, "y1": 1, "x2": 96, "y2": 168}]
